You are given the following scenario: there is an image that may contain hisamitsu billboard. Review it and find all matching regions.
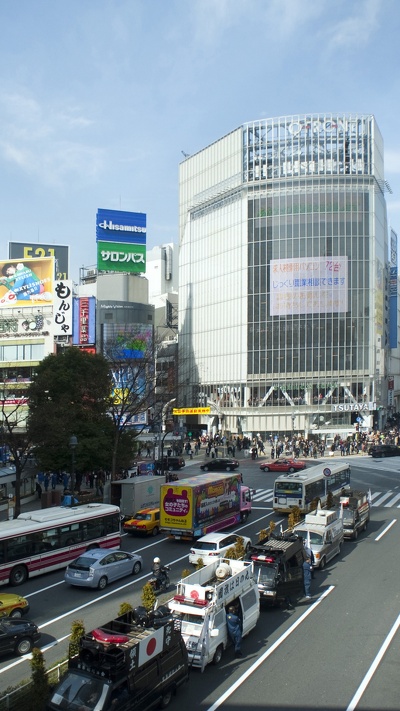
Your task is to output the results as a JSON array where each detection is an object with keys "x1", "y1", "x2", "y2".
[{"x1": 96, "y1": 209, "x2": 146, "y2": 244}]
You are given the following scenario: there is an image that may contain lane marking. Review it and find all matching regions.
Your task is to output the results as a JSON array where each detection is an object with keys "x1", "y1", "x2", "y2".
[
  {"x1": 205, "y1": 586, "x2": 335, "y2": 711},
  {"x1": 375, "y1": 519, "x2": 397, "y2": 541},
  {"x1": 372, "y1": 491, "x2": 394, "y2": 506},
  {"x1": 346, "y1": 613, "x2": 400, "y2": 711}
]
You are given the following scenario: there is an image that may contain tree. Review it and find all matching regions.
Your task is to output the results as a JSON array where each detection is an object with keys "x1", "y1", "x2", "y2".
[
  {"x1": 27, "y1": 348, "x2": 114, "y2": 473},
  {"x1": 28, "y1": 647, "x2": 50, "y2": 711},
  {"x1": 141, "y1": 582, "x2": 156, "y2": 611},
  {"x1": 0, "y1": 397, "x2": 34, "y2": 517}
]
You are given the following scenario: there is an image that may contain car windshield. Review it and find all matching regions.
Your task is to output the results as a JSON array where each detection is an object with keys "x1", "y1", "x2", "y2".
[
  {"x1": 295, "y1": 529, "x2": 324, "y2": 545},
  {"x1": 342, "y1": 509, "x2": 355, "y2": 522},
  {"x1": 194, "y1": 542, "x2": 217, "y2": 551},
  {"x1": 275, "y1": 482, "x2": 303, "y2": 494},
  {"x1": 253, "y1": 563, "x2": 277, "y2": 584},
  {"x1": 49, "y1": 672, "x2": 109, "y2": 710},
  {"x1": 68, "y1": 556, "x2": 97, "y2": 570},
  {"x1": 133, "y1": 513, "x2": 151, "y2": 520}
]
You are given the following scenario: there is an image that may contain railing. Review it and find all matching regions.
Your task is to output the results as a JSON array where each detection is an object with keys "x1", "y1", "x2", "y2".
[{"x1": 0, "y1": 659, "x2": 67, "y2": 711}]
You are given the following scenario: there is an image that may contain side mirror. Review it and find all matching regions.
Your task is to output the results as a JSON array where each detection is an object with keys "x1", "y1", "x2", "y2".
[{"x1": 210, "y1": 629, "x2": 219, "y2": 637}]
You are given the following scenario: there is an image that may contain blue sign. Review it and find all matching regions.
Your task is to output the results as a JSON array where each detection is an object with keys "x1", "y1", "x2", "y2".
[
  {"x1": 323, "y1": 467, "x2": 331, "y2": 477},
  {"x1": 96, "y1": 209, "x2": 147, "y2": 245}
]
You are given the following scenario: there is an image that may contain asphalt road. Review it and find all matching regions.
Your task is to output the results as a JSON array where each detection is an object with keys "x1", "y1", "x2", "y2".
[{"x1": 1, "y1": 454, "x2": 399, "y2": 711}]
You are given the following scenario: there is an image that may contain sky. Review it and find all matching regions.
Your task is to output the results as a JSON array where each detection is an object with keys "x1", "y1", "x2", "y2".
[{"x1": 1, "y1": 0, "x2": 400, "y2": 283}]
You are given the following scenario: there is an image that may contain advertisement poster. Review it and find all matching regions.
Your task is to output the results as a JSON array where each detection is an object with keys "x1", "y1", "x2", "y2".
[
  {"x1": 0, "y1": 257, "x2": 54, "y2": 307},
  {"x1": 161, "y1": 474, "x2": 241, "y2": 530},
  {"x1": 270, "y1": 256, "x2": 348, "y2": 316}
]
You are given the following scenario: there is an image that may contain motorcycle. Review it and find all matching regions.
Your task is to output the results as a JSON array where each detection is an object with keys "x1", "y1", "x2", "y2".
[{"x1": 148, "y1": 565, "x2": 171, "y2": 593}]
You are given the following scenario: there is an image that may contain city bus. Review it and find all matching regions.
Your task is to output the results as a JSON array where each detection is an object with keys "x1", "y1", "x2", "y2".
[
  {"x1": 0, "y1": 503, "x2": 121, "y2": 586},
  {"x1": 273, "y1": 461, "x2": 351, "y2": 514}
]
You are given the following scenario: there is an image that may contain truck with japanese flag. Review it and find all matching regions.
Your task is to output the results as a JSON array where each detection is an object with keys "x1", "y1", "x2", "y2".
[
  {"x1": 159, "y1": 472, "x2": 252, "y2": 540},
  {"x1": 167, "y1": 558, "x2": 259, "y2": 671},
  {"x1": 47, "y1": 609, "x2": 188, "y2": 710}
]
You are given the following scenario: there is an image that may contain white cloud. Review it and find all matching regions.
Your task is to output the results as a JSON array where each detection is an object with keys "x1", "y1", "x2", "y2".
[
  {"x1": 324, "y1": 0, "x2": 382, "y2": 50},
  {"x1": 0, "y1": 90, "x2": 103, "y2": 187}
]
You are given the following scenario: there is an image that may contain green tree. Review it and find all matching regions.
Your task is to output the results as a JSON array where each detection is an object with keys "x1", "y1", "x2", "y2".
[
  {"x1": 27, "y1": 348, "x2": 114, "y2": 473},
  {"x1": 118, "y1": 602, "x2": 134, "y2": 616},
  {"x1": 141, "y1": 581, "x2": 156, "y2": 611},
  {"x1": 0, "y1": 398, "x2": 35, "y2": 517},
  {"x1": 69, "y1": 619, "x2": 85, "y2": 657},
  {"x1": 29, "y1": 647, "x2": 50, "y2": 711}
]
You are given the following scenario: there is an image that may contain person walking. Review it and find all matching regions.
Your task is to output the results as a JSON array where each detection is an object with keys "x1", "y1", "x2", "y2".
[
  {"x1": 303, "y1": 557, "x2": 312, "y2": 599},
  {"x1": 226, "y1": 605, "x2": 243, "y2": 657},
  {"x1": 302, "y1": 538, "x2": 315, "y2": 578}
]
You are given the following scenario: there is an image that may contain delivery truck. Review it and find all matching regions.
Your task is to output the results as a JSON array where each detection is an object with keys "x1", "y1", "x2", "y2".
[
  {"x1": 47, "y1": 609, "x2": 188, "y2": 711},
  {"x1": 109, "y1": 476, "x2": 163, "y2": 519},
  {"x1": 160, "y1": 472, "x2": 252, "y2": 540}
]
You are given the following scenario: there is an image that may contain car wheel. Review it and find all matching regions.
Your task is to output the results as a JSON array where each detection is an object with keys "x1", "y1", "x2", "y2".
[
  {"x1": 9, "y1": 565, "x2": 28, "y2": 586},
  {"x1": 16, "y1": 637, "x2": 33, "y2": 656},
  {"x1": 86, "y1": 544, "x2": 99, "y2": 551},
  {"x1": 353, "y1": 529, "x2": 358, "y2": 540},
  {"x1": 319, "y1": 557, "x2": 326, "y2": 570},
  {"x1": 133, "y1": 561, "x2": 142, "y2": 575},
  {"x1": 152, "y1": 526, "x2": 159, "y2": 536},
  {"x1": 226, "y1": 466, "x2": 232, "y2": 471},
  {"x1": 241, "y1": 512, "x2": 248, "y2": 523},
  {"x1": 10, "y1": 608, "x2": 23, "y2": 619},
  {"x1": 263, "y1": 466, "x2": 270, "y2": 472},
  {"x1": 168, "y1": 465, "x2": 173, "y2": 471},
  {"x1": 212, "y1": 644, "x2": 224, "y2": 665},
  {"x1": 288, "y1": 467, "x2": 295, "y2": 473},
  {"x1": 98, "y1": 576, "x2": 108, "y2": 590},
  {"x1": 203, "y1": 465, "x2": 209, "y2": 471},
  {"x1": 160, "y1": 689, "x2": 174, "y2": 708}
]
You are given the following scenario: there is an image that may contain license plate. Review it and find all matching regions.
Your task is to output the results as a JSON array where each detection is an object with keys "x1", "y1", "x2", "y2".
[{"x1": 74, "y1": 572, "x2": 82, "y2": 577}]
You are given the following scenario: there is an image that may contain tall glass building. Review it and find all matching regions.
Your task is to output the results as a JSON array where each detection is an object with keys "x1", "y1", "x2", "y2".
[{"x1": 178, "y1": 114, "x2": 395, "y2": 439}]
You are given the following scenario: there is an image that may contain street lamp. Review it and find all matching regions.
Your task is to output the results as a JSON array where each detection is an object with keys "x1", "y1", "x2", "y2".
[{"x1": 69, "y1": 435, "x2": 78, "y2": 503}]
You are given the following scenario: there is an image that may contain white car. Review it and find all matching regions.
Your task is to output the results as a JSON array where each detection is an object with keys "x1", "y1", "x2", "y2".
[{"x1": 189, "y1": 532, "x2": 252, "y2": 565}]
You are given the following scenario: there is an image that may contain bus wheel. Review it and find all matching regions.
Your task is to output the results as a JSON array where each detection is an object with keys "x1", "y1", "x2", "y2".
[{"x1": 10, "y1": 565, "x2": 28, "y2": 586}]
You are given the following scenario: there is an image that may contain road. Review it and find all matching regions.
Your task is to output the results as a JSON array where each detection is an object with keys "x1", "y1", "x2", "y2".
[{"x1": 1, "y1": 453, "x2": 399, "y2": 711}]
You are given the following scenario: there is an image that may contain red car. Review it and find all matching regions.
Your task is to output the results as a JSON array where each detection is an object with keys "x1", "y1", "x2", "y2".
[{"x1": 260, "y1": 458, "x2": 307, "y2": 473}]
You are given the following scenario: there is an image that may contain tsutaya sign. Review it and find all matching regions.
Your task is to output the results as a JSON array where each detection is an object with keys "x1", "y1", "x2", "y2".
[{"x1": 332, "y1": 402, "x2": 376, "y2": 413}]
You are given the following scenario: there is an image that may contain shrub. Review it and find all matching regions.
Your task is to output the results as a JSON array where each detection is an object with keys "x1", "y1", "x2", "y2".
[
  {"x1": 28, "y1": 647, "x2": 50, "y2": 711},
  {"x1": 141, "y1": 581, "x2": 156, "y2": 611},
  {"x1": 118, "y1": 602, "x2": 133, "y2": 617}
]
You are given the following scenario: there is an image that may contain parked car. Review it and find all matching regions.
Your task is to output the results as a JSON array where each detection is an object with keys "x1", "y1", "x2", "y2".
[
  {"x1": 65, "y1": 549, "x2": 143, "y2": 590},
  {"x1": 260, "y1": 458, "x2": 307, "y2": 473},
  {"x1": 123, "y1": 508, "x2": 161, "y2": 536},
  {"x1": 0, "y1": 618, "x2": 41, "y2": 656},
  {"x1": 368, "y1": 444, "x2": 400, "y2": 458},
  {"x1": 154, "y1": 456, "x2": 185, "y2": 472},
  {"x1": 200, "y1": 457, "x2": 239, "y2": 472},
  {"x1": 189, "y1": 532, "x2": 252, "y2": 565},
  {"x1": 0, "y1": 594, "x2": 30, "y2": 619}
]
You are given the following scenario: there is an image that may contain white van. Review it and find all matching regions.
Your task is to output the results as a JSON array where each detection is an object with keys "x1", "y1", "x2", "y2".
[{"x1": 294, "y1": 508, "x2": 344, "y2": 569}]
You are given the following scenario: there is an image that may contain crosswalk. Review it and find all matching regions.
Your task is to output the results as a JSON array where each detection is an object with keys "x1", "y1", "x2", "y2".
[{"x1": 251, "y1": 488, "x2": 400, "y2": 508}]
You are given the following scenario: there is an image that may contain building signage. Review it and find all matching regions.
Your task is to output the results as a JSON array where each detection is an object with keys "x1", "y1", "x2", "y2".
[
  {"x1": 72, "y1": 297, "x2": 96, "y2": 346},
  {"x1": 0, "y1": 257, "x2": 54, "y2": 308},
  {"x1": 0, "y1": 315, "x2": 49, "y2": 337},
  {"x1": 97, "y1": 241, "x2": 146, "y2": 274},
  {"x1": 96, "y1": 209, "x2": 146, "y2": 244},
  {"x1": 173, "y1": 407, "x2": 211, "y2": 415},
  {"x1": 9, "y1": 242, "x2": 69, "y2": 279},
  {"x1": 332, "y1": 402, "x2": 376, "y2": 412},
  {"x1": 286, "y1": 117, "x2": 362, "y2": 137},
  {"x1": 53, "y1": 280, "x2": 73, "y2": 336}
]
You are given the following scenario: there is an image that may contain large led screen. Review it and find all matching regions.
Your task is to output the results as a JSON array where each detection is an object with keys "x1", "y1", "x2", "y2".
[{"x1": 270, "y1": 256, "x2": 348, "y2": 316}]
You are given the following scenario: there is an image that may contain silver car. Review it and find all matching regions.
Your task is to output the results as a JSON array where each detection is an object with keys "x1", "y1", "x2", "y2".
[{"x1": 65, "y1": 548, "x2": 143, "y2": 590}]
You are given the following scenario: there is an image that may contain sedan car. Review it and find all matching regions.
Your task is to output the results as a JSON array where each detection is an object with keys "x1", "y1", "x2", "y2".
[
  {"x1": 154, "y1": 456, "x2": 185, "y2": 472},
  {"x1": 65, "y1": 548, "x2": 143, "y2": 590},
  {"x1": 189, "y1": 532, "x2": 252, "y2": 565},
  {"x1": 200, "y1": 457, "x2": 239, "y2": 472},
  {"x1": 0, "y1": 594, "x2": 30, "y2": 619},
  {"x1": 0, "y1": 618, "x2": 41, "y2": 656},
  {"x1": 260, "y1": 458, "x2": 307, "y2": 473},
  {"x1": 368, "y1": 444, "x2": 400, "y2": 458}
]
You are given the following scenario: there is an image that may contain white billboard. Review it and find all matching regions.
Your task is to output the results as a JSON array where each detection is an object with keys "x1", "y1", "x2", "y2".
[{"x1": 270, "y1": 256, "x2": 348, "y2": 316}]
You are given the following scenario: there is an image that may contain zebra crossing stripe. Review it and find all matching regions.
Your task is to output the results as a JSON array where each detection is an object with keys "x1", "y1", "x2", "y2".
[
  {"x1": 384, "y1": 493, "x2": 400, "y2": 507},
  {"x1": 372, "y1": 492, "x2": 394, "y2": 506}
]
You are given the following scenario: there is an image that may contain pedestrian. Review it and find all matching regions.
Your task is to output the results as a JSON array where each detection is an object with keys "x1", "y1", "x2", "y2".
[
  {"x1": 302, "y1": 538, "x2": 315, "y2": 578},
  {"x1": 303, "y1": 557, "x2": 312, "y2": 599},
  {"x1": 35, "y1": 481, "x2": 42, "y2": 499},
  {"x1": 226, "y1": 605, "x2": 243, "y2": 656},
  {"x1": 51, "y1": 472, "x2": 57, "y2": 490},
  {"x1": 43, "y1": 473, "x2": 50, "y2": 492}
]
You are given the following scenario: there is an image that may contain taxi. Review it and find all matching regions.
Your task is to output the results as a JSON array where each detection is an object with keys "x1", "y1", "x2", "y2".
[
  {"x1": 123, "y1": 508, "x2": 160, "y2": 536},
  {"x1": 0, "y1": 593, "x2": 30, "y2": 619}
]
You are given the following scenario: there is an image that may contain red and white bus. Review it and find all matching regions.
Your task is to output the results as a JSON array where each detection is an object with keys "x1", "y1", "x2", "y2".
[{"x1": 0, "y1": 503, "x2": 121, "y2": 586}]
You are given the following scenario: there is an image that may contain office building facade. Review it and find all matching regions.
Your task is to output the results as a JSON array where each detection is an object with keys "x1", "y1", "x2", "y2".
[{"x1": 178, "y1": 114, "x2": 395, "y2": 438}]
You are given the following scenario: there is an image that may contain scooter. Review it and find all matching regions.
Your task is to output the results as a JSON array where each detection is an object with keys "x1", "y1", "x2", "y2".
[{"x1": 148, "y1": 565, "x2": 171, "y2": 593}]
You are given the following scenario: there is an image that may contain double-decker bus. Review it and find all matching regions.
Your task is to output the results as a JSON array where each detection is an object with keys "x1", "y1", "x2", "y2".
[
  {"x1": 0, "y1": 503, "x2": 121, "y2": 586},
  {"x1": 273, "y1": 461, "x2": 351, "y2": 514}
]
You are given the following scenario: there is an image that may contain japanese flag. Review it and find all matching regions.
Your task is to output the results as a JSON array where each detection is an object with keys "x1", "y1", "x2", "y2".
[{"x1": 138, "y1": 626, "x2": 164, "y2": 666}]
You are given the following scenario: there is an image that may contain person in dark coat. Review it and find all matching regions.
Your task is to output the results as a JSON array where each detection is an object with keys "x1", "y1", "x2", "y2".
[
  {"x1": 226, "y1": 605, "x2": 243, "y2": 656},
  {"x1": 303, "y1": 558, "x2": 312, "y2": 599}
]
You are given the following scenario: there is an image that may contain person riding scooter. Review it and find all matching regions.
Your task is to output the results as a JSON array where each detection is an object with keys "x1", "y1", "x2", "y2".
[{"x1": 151, "y1": 557, "x2": 169, "y2": 591}]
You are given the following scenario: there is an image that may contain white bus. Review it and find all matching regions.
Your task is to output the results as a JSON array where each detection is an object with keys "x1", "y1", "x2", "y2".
[
  {"x1": 0, "y1": 503, "x2": 121, "y2": 586},
  {"x1": 273, "y1": 462, "x2": 351, "y2": 514}
]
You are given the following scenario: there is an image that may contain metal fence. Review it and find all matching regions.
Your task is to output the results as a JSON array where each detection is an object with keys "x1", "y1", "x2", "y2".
[{"x1": 0, "y1": 659, "x2": 67, "y2": 711}]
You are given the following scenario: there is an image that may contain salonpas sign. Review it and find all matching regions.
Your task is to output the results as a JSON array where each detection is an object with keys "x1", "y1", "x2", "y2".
[{"x1": 97, "y1": 241, "x2": 146, "y2": 274}]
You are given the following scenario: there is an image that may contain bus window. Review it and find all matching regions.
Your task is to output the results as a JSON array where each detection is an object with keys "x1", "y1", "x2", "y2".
[{"x1": 7, "y1": 536, "x2": 32, "y2": 562}]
